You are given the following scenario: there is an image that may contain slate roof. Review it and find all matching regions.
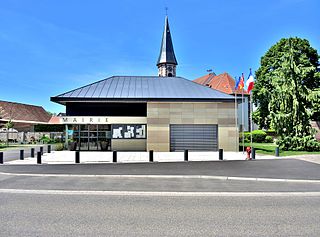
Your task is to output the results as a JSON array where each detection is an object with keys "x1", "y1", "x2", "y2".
[
  {"x1": 194, "y1": 72, "x2": 249, "y2": 95},
  {"x1": 51, "y1": 76, "x2": 236, "y2": 104},
  {"x1": 0, "y1": 100, "x2": 51, "y2": 123},
  {"x1": 157, "y1": 16, "x2": 178, "y2": 66}
]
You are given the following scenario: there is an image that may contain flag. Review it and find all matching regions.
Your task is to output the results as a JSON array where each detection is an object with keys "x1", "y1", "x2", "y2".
[
  {"x1": 235, "y1": 76, "x2": 241, "y2": 90},
  {"x1": 246, "y1": 69, "x2": 254, "y2": 93},
  {"x1": 239, "y1": 73, "x2": 244, "y2": 90}
]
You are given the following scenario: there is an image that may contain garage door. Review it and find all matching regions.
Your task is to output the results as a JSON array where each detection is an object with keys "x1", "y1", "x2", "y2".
[{"x1": 170, "y1": 124, "x2": 218, "y2": 151}]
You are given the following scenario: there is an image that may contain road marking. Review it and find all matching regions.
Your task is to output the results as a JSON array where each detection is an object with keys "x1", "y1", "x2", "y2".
[
  {"x1": 0, "y1": 189, "x2": 320, "y2": 197},
  {"x1": 0, "y1": 171, "x2": 320, "y2": 183}
]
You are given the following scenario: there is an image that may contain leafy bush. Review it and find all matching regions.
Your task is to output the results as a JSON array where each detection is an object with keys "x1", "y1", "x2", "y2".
[
  {"x1": 239, "y1": 132, "x2": 250, "y2": 143},
  {"x1": 55, "y1": 143, "x2": 64, "y2": 151},
  {"x1": 277, "y1": 135, "x2": 320, "y2": 151},
  {"x1": 40, "y1": 135, "x2": 51, "y2": 144},
  {"x1": 265, "y1": 135, "x2": 273, "y2": 143},
  {"x1": 266, "y1": 130, "x2": 277, "y2": 137},
  {"x1": 239, "y1": 130, "x2": 267, "y2": 143},
  {"x1": 252, "y1": 130, "x2": 267, "y2": 142}
]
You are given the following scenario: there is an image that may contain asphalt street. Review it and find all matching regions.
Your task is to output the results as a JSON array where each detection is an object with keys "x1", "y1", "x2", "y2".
[
  {"x1": 1, "y1": 158, "x2": 320, "y2": 180},
  {"x1": 1, "y1": 193, "x2": 320, "y2": 237},
  {"x1": 1, "y1": 157, "x2": 320, "y2": 236}
]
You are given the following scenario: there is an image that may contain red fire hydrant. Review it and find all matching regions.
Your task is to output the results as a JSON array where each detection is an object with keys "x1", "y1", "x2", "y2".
[{"x1": 246, "y1": 146, "x2": 252, "y2": 160}]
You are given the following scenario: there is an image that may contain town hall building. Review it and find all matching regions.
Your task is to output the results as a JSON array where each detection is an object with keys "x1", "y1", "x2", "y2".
[{"x1": 51, "y1": 16, "x2": 238, "y2": 152}]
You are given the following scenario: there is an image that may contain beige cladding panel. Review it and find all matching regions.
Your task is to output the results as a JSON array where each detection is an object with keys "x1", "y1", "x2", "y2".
[
  {"x1": 147, "y1": 102, "x2": 238, "y2": 152},
  {"x1": 218, "y1": 126, "x2": 239, "y2": 151},
  {"x1": 111, "y1": 139, "x2": 146, "y2": 151}
]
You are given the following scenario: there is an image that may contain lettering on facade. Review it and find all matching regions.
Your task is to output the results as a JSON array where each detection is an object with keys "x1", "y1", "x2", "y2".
[
  {"x1": 60, "y1": 117, "x2": 109, "y2": 124},
  {"x1": 112, "y1": 124, "x2": 146, "y2": 139}
]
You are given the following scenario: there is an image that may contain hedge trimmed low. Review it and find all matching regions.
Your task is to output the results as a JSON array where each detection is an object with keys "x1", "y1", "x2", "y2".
[{"x1": 240, "y1": 130, "x2": 268, "y2": 143}]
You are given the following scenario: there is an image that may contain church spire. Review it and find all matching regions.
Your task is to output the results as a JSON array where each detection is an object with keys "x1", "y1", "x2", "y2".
[{"x1": 157, "y1": 16, "x2": 178, "y2": 77}]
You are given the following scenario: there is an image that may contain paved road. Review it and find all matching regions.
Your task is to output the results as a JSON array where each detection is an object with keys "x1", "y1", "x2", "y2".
[
  {"x1": 1, "y1": 157, "x2": 320, "y2": 236},
  {"x1": 1, "y1": 159, "x2": 320, "y2": 180},
  {"x1": 1, "y1": 193, "x2": 319, "y2": 237},
  {"x1": 1, "y1": 173, "x2": 320, "y2": 192}
]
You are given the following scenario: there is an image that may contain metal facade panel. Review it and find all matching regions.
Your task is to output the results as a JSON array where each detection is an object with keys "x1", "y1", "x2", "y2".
[{"x1": 170, "y1": 124, "x2": 218, "y2": 151}]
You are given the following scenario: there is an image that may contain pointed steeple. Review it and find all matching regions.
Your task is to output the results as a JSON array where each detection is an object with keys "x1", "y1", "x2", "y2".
[{"x1": 157, "y1": 16, "x2": 178, "y2": 77}]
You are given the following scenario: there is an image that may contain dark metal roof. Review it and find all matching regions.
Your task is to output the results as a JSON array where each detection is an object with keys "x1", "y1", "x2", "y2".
[
  {"x1": 157, "y1": 16, "x2": 178, "y2": 66},
  {"x1": 51, "y1": 76, "x2": 236, "y2": 105}
]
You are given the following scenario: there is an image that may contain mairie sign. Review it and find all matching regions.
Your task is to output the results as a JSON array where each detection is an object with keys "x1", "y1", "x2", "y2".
[{"x1": 60, "y1": 117, "x2": 109, "y2": 124}]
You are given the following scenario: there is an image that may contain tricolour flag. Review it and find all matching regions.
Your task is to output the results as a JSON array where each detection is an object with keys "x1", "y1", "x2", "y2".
[
  {"x1": 235, "y1": 76, "x2": 241, "y2": 90},
  {"x1": 246, "y1": 69, "x2": 254, "y2": 93},
  {"x1": 239, "y1": 73, "x2": 244, "y2": 90}
]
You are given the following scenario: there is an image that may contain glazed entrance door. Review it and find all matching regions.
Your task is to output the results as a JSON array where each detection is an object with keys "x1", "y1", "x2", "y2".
[
  {"x1": 88, "y1": 124, "x2": 98, "y2": 150},
  {"x1": 72, "y1": 124, "x2": 111, "y2": 151}
]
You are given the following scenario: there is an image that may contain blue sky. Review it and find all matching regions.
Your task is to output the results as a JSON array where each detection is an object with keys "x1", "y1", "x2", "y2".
[{"x1": 0, "y1": 0, "x2": 319, "y2": 113}]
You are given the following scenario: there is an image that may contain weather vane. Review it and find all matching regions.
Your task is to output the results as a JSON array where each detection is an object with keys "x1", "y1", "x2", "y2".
[{"x1": 165, "y1": 7, "x2": 168, "y2": 16}]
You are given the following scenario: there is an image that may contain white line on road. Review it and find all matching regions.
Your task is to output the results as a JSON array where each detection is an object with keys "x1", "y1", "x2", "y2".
[
  {"x1": 0, "y1": 171, "x2": 320, "y2": 183},
  {"x1": 1, "y1": 189, "x2": 320, "y2": 197}
]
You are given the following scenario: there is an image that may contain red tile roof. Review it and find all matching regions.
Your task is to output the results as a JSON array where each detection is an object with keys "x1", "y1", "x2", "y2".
[
  {"x1": 0, "y1": 100, "x2": 51, "y2": 123},
  {"x1": 194, "y1": 72, "x2": 249, "y2": 95},
  {"x1": 48, "y1": 116, "x2": 61, "y2": 124}
]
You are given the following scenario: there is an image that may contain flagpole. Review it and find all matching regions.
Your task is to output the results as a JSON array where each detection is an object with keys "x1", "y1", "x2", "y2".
[
  {"x1": 250, "y1": 92, "x2": 253, "y2": 149},
  {"x1": 234, "y1": 90, "x2": 238, "y2": 152},
  {"x1": 242, "y1": 87, "x2": 244, "y2": 153}
]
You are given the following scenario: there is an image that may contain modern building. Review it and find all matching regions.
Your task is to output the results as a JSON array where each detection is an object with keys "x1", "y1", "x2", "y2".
[
  {"x1": 0, "y1": 100, "x2": 51, "y2": 132},
  {"x1": 51, "y1": 16, "x2": 239, "y2": 152},
  {"x1": 194, "y1": 72, "x2": 250, "y2": 131}
]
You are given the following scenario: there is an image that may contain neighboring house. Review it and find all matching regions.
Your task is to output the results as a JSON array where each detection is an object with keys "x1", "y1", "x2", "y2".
[
  {"x1": 194, "y1": 72, "x2": 250, "y2": 131},
  {"x1": 0, "y1": 100, "x2": 51, "y2": 132}
]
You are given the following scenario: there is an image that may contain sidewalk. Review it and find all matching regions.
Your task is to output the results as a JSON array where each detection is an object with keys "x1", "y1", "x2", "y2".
[{"x1": 6, "y1": 150, "x2": 279, "y2": 165}]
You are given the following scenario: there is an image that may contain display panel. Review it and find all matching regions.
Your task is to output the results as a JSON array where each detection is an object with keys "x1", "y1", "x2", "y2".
[{"x1": 112, "y1": 124, "x2": 146, "y2": 139}]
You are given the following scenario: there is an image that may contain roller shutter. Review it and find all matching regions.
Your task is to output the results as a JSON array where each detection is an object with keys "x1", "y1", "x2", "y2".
[{"x1": 170, "y1": 124, "x2": 218, "y2": 151}]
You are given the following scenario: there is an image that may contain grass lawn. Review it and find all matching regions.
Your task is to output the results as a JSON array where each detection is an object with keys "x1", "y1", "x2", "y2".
[{"x1": 241, "y1": 142, "x2": 320, "y2": 156}]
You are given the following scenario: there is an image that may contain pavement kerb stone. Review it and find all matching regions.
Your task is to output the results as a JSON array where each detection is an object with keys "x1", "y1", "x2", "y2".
[
  {"x1": 0, "y1": 171, "x2": 320, "y2": 183},
  {"x1": 1, "y1": 189, "x2": 320, "y2": 197}
]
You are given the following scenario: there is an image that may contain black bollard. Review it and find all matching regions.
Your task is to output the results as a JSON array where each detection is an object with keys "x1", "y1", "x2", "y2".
[
  {"x1": 31, "y1": 148, "x2": 35, "y2": 158},
  {"x1": 48, "y1": 145, "x2": 51, "y2": 153},
  {"x1": 252, "y1": 147, "x2": 255, "y2": 160},
  {"x1": 184, "y1": 150, "x2": 188, "y2": 161},
  {"x1": 219, "y1": 149, "x2": 223, "y2": 160},
  {"x1": 75, "y1": 151, "x2": 80, "y2": 163},
  {"x1": 40, "y1": 146, "x2": 44, "y2": 155},
  {"x1": 275, "y1": 147, "x2": 280, "y2": 157},
  {"x1": 20, "y1": 150, "x2": 24, "y2": 160},
  {"x1": 37, "y1": 151, "x2": 42, "y2": 164},
  {"x1": 0, "y1": 152, "x2": 3, "y2": 164},
  {"x1": 113, "y1": 150, "x2": 117, "y2": 163},
  {"x1": 149, "y1": 150, "x2": 154, "y2": 162}
]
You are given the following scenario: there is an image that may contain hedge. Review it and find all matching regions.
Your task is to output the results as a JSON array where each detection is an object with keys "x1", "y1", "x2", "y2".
[{"x1": 239, "y1": 130, "x2": 268, "y2": 143}]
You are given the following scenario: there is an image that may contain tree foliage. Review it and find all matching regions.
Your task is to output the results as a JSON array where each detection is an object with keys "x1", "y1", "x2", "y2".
[
  {"x1": 253, "y1": 37, "x2": 320, "y2": 129},
  {"x1": 253, "y1": 37, "x2": 320, "y2": 151},
  {"x1": 5, "y1": 120, "x2": 14, "y2": 129}
]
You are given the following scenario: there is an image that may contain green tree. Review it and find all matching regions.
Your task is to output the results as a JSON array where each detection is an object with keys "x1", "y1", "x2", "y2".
[
  {"x1": 5, "y1": 120, "x2": 14, "y2": 129},
  {"x1": 264, "y1": 38, "x2": 320, "y2": 150},
  {"x1": 253, "y1": 37, "x2": 320, "y2": 129},
  {"x1": 4, "y1": 120, "x2": 14, "y2": 147}
]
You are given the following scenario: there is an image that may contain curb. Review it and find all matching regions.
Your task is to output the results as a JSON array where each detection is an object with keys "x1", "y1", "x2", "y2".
[
  {"x1": 1, "y1": 189, "x2": 320, "y2": 197},
  {"x1": 0, "y1": 172, "x2": 320, "y2": 183}
]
